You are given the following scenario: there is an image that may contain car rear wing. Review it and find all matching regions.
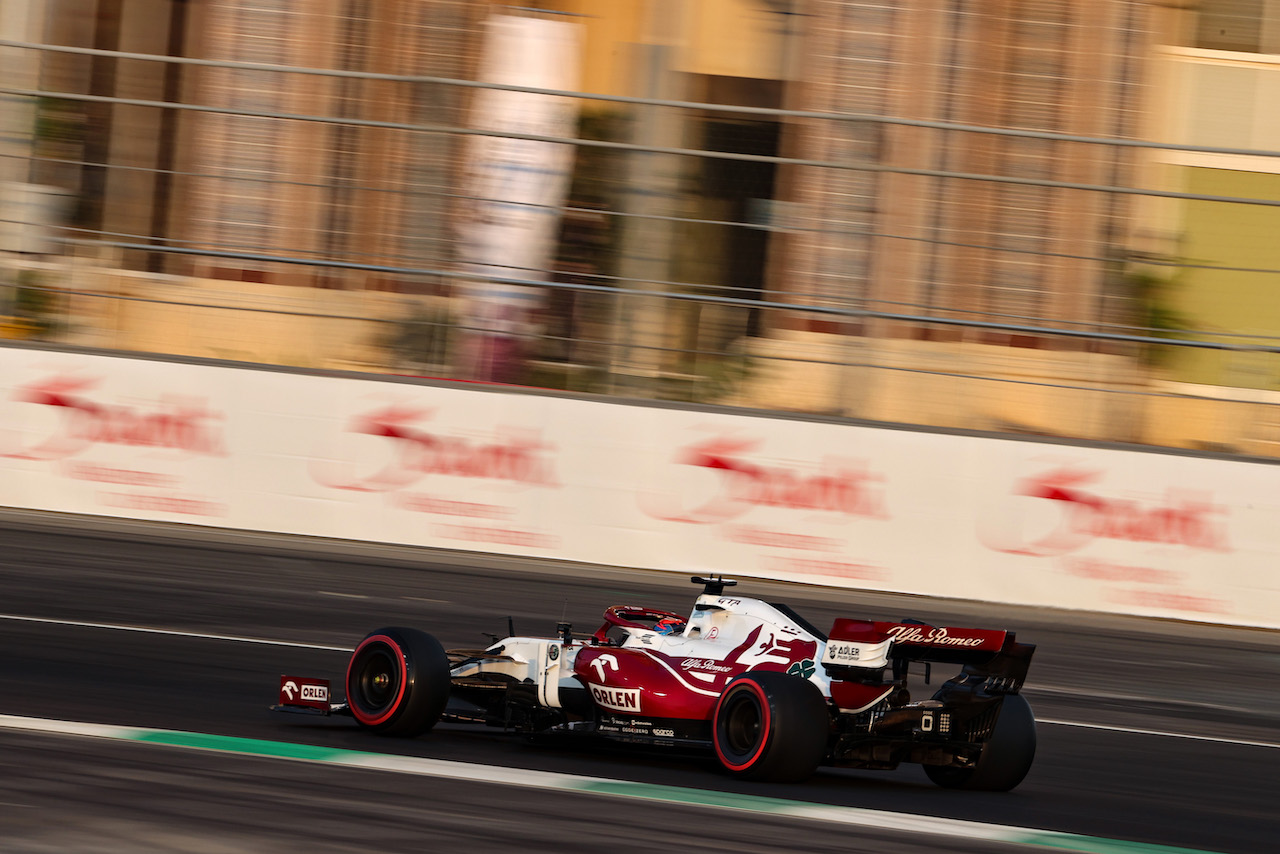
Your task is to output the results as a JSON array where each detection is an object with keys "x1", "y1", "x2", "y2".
[{"x1": 828, "y1": 618, "x2": 1035, "y2": 692}]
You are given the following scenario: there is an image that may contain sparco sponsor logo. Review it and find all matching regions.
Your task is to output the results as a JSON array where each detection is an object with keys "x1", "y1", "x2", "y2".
[
  {"x1": 981, "y1": 467, "x2": 1230, "y2": 557},
  {"x1": 300, "y1": 684, "x2": 328, "y2": 702},
  {"x1": 2, "y1": 375, "x2": 227, "y2": 461},
  {"x1": 641, "y1": 436, "x2": 888, "y2": 524},
  {"x1": 590, "y1": 685, "x2": 641, "y2": 712},
  {"x1": 886, "y1": 626, "x2": 986, "y2": 647},
  {"x1": 312, "y1": 405, "x2": 559, "y2": 492}
]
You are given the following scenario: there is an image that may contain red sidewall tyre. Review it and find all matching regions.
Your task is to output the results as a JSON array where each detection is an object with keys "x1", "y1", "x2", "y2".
[
  {"x1": 345, "y1": 627, "x2": 450, "y2": 737},
  {"x1": 713, "y1": 678, "x2": 773, "y2": 772},
  {"x1": 712, "y1": 671, "x2": 829, "y2": 783},
  {"x1": 347, "y1": 634, "x2": 409, "y2": 728}
]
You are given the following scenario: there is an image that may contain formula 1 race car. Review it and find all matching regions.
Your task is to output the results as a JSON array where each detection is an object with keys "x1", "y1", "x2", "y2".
[{"x1": 274, "y1": 576, "x2": 1037, "y2": 789}]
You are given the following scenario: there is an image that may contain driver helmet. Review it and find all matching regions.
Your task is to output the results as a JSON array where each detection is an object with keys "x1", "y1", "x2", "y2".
[{"x1": 653, "y1": 616, "x2": 686, "y2": 636}]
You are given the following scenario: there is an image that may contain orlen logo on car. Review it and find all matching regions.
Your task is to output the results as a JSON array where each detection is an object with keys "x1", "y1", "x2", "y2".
[
  {"x1": 640, "y1": 435, "x2": 887, "y2": 524},
  {"x1": 980, "y1": 466, "x2": 1230, "y2": 557},
  {"x1": 280, "y1": 676, "x2": 330, "y2": 710},
  {"x1": 311, "y1": 405, "x2": 559, "y2": 493},
  {"x1": 590, "y1": 685, "x2": 641, "y2": 712},
  {"x1": 300, "y1": 684, "x2": 329, "y2": 703},
  {"x1": 1, "y1": 374, "x2": 227, "y2": 461}
]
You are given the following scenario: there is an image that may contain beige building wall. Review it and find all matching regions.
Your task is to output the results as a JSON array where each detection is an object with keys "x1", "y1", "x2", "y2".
[
  {"x1": 545, "y1": 0, "x2": 789, "y2": 94},
  {"x1": 681, "y1": 0, "x2": 787, "y2": 81},
  {"x1": 553, "y1": 0, "x2": 645, "y2": 97}
]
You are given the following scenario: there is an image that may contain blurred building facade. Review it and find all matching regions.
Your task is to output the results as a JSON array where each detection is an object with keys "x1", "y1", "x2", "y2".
[
  {"x1": 180, "y1": 0, "x2": 477, "y2": 290},
  {"x1": 5, "y1": 0, "x2": 1280, "y2": 451},
  {"x1": 19, "y1": 1, "x2": 1155, "y2": 304},
  {"x1": 780, "y1": 1, "x2": 1148, "y2": 341},
  {"x1": 22, "y1": 0, "x2": 478, "y2": 288}
]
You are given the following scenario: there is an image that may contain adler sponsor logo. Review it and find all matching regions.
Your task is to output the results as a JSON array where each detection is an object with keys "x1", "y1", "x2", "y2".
[
  {"x1": 982, "y1": 467, "x2": 1230, "y2": 557},
  {"x1": 641, "y1": 436, "x2": 888, "y2": 524},
  {"x1": 824, "y1": 642, "x2": 861, "y2": 662},
  {"x1": 589, "y1": 685, "x2": 640, "y2": 712},
  {"x1": 3, "y1": 375, "x2": 227, "y2": 461},
  {"x1": 886, "y1": 626, "x2": 988, "y2": 647},
  {"x1": 312, "y1": 405, "x2": 559, "y2": 493}
]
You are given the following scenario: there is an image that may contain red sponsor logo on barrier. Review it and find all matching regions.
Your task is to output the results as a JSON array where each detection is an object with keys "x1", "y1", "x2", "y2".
[
  {"x1": 982, "y1": 467, "x2": 1230, "y2": 557},
  {"x1": 642, "y1": 436, "x2": 887, "y2": 524},
  {"x1": 313, "y1": 405, "x2": 559, "y2": 492},
  {"x1": 2, "y1": 375, "x2": 227, "y2": 461}
]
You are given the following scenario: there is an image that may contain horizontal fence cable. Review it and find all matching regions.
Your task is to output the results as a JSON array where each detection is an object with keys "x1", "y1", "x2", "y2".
[
  {"x1": 8, "y1": 239, "x2": 1280, "y2": 355},
  {"x1": 6, "y1": 84, "x2": 1280, "y2": 208},
  {"x1": 3, "y1": 39, "x2": 1279, "y2": 160},
  {"x1": 5, "y1": 152, "x2": 1280, "y2": 280}
]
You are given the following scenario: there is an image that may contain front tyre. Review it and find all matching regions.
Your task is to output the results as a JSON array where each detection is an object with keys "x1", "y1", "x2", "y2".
[
  {"x1": 924, "y1": 694, "x2": 1036, "y2": 791},
  {"x1": 345, "y1": 627, "x2": 450, "y2": 737},
  {"x1": 712, "y1": 671, "x2": 830, "y2": 783}
]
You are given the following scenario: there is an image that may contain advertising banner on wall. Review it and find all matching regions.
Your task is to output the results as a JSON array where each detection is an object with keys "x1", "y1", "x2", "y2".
[
  {"x1": 0, "y1": 351, "x2": 235, "y2": 520},
  {"x1": 1, "y1": 346, "x2": 1276, "y2": 629}
]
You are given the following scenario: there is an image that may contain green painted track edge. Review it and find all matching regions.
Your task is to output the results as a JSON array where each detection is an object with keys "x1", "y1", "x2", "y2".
[{"x1": 0, "y1": 716, "x2": 1230, "y2": 854}]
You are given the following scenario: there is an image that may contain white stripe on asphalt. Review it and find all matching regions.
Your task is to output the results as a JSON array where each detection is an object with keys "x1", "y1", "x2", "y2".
[
  {"x1": 0, "y1": 613, "x2": 351, "y2": 651},
  {"x1": 1037, "y1": 718, "x2": 1278, "y2": 750},
  {"x1": 2, "y1": 613, "x2": 1275, "y2": 750}
]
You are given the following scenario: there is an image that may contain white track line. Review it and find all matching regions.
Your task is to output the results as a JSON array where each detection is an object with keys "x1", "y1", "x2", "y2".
[
  {"x1": 0, "y1": 613, "x2": 351, "y2": 651},
  {"x1": 1037, "y1": 718, "x2": 1278, "y2": 750},
  {"x1": 3, "y1": 612, "x2": 1275, "y2": 750}
]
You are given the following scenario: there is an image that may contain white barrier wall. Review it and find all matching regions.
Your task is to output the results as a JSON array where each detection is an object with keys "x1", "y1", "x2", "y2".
[{"x1": 1, "y1": 347, "x2": 1276, "y2": 628}]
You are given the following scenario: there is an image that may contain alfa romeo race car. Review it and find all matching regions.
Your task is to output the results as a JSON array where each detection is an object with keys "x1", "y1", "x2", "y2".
[{"x1": 274, "y1": 576, "x2": 1037, "y2": 789}]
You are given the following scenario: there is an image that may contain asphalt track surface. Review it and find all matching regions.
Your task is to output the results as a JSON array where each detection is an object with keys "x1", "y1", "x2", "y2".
[{"x1": 1, "y1": 513, "x2": 1277, "y2": 854}]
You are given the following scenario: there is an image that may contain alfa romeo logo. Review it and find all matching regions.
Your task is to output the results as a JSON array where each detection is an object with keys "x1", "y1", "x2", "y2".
[{"x1": 786, "y1": 658, "x2": 816, "y2": 679}]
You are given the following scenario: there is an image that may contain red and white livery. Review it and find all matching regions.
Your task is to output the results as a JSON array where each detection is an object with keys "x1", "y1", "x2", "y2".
[{"x1": 274, "y1": 576, "x2": 1037, "y2": 789}]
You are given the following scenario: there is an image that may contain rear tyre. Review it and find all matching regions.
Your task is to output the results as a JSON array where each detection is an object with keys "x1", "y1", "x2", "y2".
[
  {"x1": 345, "y1": 627, "x2": 450, "y2": 737},
  {"x1": 712, "y1": 671, "x2": 830, "y2": 783},
  {"x1": 924, "y1": 694, "x2": 1036, "y2": 791}
]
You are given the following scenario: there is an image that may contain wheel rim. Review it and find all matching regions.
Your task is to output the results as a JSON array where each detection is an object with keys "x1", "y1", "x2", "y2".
[
  {"x1": 355, "y1": 647, "x2": 399, "y2": 713},
  {"x1": 722, "y1": 689, "x2": 764, "y2": 758}
]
